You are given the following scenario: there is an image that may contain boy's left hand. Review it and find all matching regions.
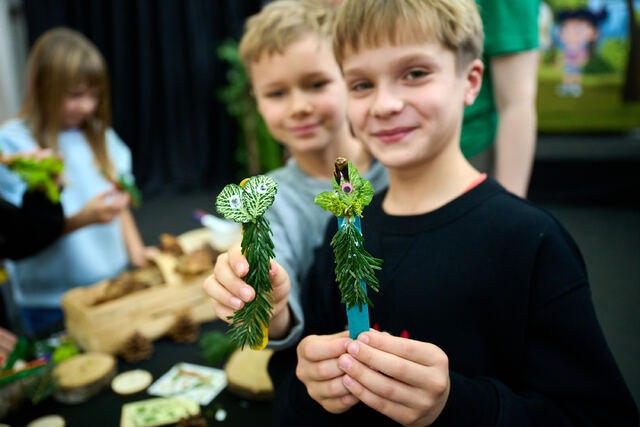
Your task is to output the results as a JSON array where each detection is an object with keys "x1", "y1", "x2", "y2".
[{"x1": 337, "y1": 329, "x2": 450, "y2": 427}]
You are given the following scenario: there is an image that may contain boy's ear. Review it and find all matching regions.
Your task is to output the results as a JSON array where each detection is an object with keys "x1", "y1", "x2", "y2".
[{"x1": 463, "y1": 59, "x2": 484, "y2": 107}]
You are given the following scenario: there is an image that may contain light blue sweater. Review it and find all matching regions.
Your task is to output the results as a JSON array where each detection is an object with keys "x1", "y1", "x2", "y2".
[
  {"x1": 0, "y1": 119, "x2": 132, "y2": 308},
  {"x1": 265, "y1": 158, "x2": 388, "y2": 350}
]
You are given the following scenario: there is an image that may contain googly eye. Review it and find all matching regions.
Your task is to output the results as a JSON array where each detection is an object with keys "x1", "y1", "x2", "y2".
[
  {"x1": 256, "y1": 183, "x2": 268, "y2": 194},
  {"x1": 229, "y1": 195, "x2": 242, "y2": 209},
  {"x1": 341, "y1": 183, "x2": 353, "y2": 194}
]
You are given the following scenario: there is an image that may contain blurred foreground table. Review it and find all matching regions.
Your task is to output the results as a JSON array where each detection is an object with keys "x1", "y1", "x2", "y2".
[{"x1": 2, "y1": 321, "x2": 274, "y2": 427}]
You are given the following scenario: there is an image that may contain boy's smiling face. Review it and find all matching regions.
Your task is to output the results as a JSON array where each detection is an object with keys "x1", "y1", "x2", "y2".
[
  {"x1": 342, "y1": 41, "x2": 482, "y2": 172},
  {"x1": 251, "y1": 35, "x2": 348, "y2": 155}
]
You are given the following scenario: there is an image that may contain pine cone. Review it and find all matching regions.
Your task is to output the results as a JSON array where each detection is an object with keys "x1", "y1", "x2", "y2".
[
  {"x1": 176, "y1": 415, "x2": 208, "y2": 427},
  {"x1": 120, "y1": 332, "x2": 154, "y2": 363},
  {"x1": 169, "y1": 315, "x2": 199, "y2": 343}
]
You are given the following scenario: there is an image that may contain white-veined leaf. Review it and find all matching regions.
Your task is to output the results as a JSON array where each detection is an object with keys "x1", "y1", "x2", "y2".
[
  {"x1": 241, "y1": 175, "x2": 277, "y2": 219},
  {"x1": 216, "y1": 183, "x2": 252, "y2": 222}
]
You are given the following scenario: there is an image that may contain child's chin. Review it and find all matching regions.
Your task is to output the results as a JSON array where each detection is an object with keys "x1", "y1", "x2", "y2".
[{"x1": 287, "y1": 138, "x2": 329, "y2": 152}]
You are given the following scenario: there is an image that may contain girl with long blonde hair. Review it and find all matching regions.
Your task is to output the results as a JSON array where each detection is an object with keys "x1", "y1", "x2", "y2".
[{"x1": 0, "y1": 27, "x2": 156, "y2": 335}]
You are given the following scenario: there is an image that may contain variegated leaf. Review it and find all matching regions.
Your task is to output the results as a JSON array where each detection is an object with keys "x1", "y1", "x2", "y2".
[
  {"x1": 241, "y1": 175, "x2": 277, "y2": 219},
  {"x1": 216, "y1": 183, "x2": 252, "y2": 223}
]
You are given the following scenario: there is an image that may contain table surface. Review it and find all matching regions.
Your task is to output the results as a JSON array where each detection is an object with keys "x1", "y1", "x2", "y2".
[{"x1": 2, "y1": 321, "x2": 275, "y2": 427}]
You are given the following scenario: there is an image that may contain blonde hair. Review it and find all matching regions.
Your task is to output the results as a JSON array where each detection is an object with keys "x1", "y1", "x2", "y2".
[
  {"x1": 239, "y1": 0, "x2": 337, "y2": 70},
  {"x1": 334, "y1": 0, "x2": 484, "y2": 72},
  {"x1": 19, "y1": 27, "x2": 114, "y2": 173}
]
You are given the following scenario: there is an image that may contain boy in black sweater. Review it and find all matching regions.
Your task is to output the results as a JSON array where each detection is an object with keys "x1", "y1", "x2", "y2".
[{"x1": 267, "y1": 0, "x2": 638, "y2": 425}]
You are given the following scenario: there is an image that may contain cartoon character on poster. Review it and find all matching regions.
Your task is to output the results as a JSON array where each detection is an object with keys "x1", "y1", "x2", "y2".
[{"x1": 556, "y1": 8, "x2": 608, "y2": 97}]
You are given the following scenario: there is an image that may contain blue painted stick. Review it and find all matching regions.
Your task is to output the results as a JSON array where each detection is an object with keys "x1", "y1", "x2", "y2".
[{"x1": 337, "y1": 215, "x2": 370, "y2": 339}]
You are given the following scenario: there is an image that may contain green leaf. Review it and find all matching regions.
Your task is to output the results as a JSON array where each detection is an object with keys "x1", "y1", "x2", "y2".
[
  {"x1": 319, "y1": 159, "x2": 374, "y2": 219},
  {"x1": 116, "y1": 174, "x2": 142, "y2": 208},
  {"x1": 8, "y1": 156, "x2": 64, "y2": 204},
  {"x1": 216, "y1": 183, "x2": 252, "y2": 222},
  {"x1": 314, "y1": 191, "x2": 348, "y2": 217},
  {"x1": 241, "y1": 175, "x2": 278, "y2": 218}
]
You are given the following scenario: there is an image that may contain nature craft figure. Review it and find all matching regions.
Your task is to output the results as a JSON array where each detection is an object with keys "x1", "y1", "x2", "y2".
[
  {"x1": 0, "y1": 149, "x2": 63, "y2": 204},
  {"x1": 314, "y1": 157, "x2": 382, "y2": 338},
  {"x1": 215, "y1": 175, "x2": 278, "y2": 349},
  {"x1": 101, "y1": 170, "x2": 142, "y2": 208}
]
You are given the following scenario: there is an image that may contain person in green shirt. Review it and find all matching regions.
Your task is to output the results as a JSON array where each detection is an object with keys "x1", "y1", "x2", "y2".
[{"x1": 461, "y1": 0, "x2": 540, "y2": 197}]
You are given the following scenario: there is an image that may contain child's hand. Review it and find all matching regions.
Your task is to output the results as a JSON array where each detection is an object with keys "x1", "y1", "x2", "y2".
[
  {"x1": 81, "y1": 188, "x2": 130, "y2": 224},
  {"x1": 0, "y1": 327, "x2": 17, "y2": 360},
  {"x1": 203, "y1": 242, "x2": 291, "y2": 337},
  {"x1": 64, "y1": 188, "x2": 129, "y2": 234},
  {"x1": 338, "y1": 329, "x2": 450, "y2": 427},
  {"x1": 1, "y1": 148, "x2": 59, "y2": 163},
  {"x1": 296, "y1": 331, "x2": 359, "y2": 414},
  {"x1": 130, "y1": 246, "x2": 160, "y2": 268}
]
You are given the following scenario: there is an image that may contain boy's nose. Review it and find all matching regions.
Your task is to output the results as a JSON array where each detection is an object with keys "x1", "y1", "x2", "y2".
[
  {"x1": 371, "y1": 86, "x2": 403, "y2": 119},
  {"x1": 290, "y1": 91, "x2": 313, "y2": 117}
]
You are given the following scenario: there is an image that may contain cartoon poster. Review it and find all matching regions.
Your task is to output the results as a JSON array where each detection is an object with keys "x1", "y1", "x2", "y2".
[{"x1": 537, "y1": 0, "x2": 640, "y2": 132}]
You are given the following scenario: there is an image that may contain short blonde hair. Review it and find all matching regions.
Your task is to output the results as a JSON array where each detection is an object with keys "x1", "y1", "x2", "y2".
[
  {"x1": 239, "y1": 0, "x2": 337, "y2": 69},
  {"x1": 334, "y1": 0, "x2": 484, "y2": 72}
]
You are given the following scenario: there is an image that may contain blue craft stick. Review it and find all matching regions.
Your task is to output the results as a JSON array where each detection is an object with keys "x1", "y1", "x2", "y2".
[{"x1": 337, "y1": 216, "x2": 370, "y2": 339}]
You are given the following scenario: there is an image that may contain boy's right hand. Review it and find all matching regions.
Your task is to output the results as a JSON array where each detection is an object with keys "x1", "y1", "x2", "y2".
[
  {"x1": 296, "y1": 331, "x2": 359, "y2": 414},
  {"x1": 203, "y1": 242, "x2": 291, "y2": 337}
]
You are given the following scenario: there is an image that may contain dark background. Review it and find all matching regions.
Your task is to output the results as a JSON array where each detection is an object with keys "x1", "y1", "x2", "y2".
[{"x1": 23, "y1": 0, "x2": 264, "y2": 196}]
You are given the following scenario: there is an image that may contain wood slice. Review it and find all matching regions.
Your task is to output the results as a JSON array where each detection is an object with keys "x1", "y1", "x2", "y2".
[
  {"x1": 52, "y1": 353, "x2": 116, "y2": 404},
  {"x1": 224, "y1": 348, "x2": 274, "y2": 400},
  {"x1": 111, "y1": 369, "x2": 153, "y2": 395},
  {"x1": 26, "y1": 414, "x2": 66, "y2": 427}
]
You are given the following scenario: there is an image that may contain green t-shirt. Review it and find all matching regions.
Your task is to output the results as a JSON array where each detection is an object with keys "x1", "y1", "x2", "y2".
[{"x1": 460, "y1": 0, "x2": 540, "y2": 158}]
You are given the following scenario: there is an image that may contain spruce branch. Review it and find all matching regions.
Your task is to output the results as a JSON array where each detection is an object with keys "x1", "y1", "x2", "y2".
[
  {"x1": 227, "y1": 215, "x2": 275, "y2": 349},
  {"x1": 331, "y1": 222, "x2": 382, "y2": 310}
]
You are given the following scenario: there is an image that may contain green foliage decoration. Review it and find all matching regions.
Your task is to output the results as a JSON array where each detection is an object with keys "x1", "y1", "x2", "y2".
[
  {"x1": 314, "y1": 158, "x2": 382, "y2": 311},
  {"x1": 199, "y1": 330, "x2": 237, "y2": 365},
  {"x1": 314, "y1": 160, "x2": 374, "y2": 218},
  {"x1": 101, "y1": 170, "x2": 142, "y2": 208},
  {"x1": 331, "y1": 223, "x2": 382, "y2": 310},
  {"x1": 216, "y1": 39, "x2": 282, "y2": 179},
  {"x1": 115, "y1": 174, "x2": 142, "y2": 208},
  {"x1": 3, "y1": 154, "x2": 64, "y2": 204},
  {"x1": 216, "y1": 175, "x2": 278, "y2": 350}
]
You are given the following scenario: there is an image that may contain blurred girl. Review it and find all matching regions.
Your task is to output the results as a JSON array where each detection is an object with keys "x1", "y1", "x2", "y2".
[{"x1": 0, "y1": 27, "x2": 155, "y2": 335}]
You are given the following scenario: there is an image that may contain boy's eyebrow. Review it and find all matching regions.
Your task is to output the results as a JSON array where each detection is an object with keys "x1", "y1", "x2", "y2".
[
  {"x1": 300, "y1": 71, "x2": 332, "y2": 80},
  {"x1": 343, "y1": 52, "x2": 438, "y2": 79},
  {"x1": 256, "y1": 71, "x2": 332, "y2": 91}
]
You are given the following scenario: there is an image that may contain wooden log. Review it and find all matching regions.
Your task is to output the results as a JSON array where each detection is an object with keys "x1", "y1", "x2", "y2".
[{"x1": 52, "y1": 353, "x2": 116, "y2": 404}]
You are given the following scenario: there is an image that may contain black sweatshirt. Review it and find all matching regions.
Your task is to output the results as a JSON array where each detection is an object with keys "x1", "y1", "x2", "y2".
[
  {"x1": 0, "y1": 191, "x2": 64, "y2": 260},
  {"x1": 269, "y1": 178, "x2": 638, "y2": 426}
]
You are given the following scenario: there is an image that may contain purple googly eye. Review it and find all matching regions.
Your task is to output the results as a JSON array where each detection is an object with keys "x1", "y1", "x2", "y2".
[{"x1": 341, "y1": 183, "x2": 353, "y2": 194}]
